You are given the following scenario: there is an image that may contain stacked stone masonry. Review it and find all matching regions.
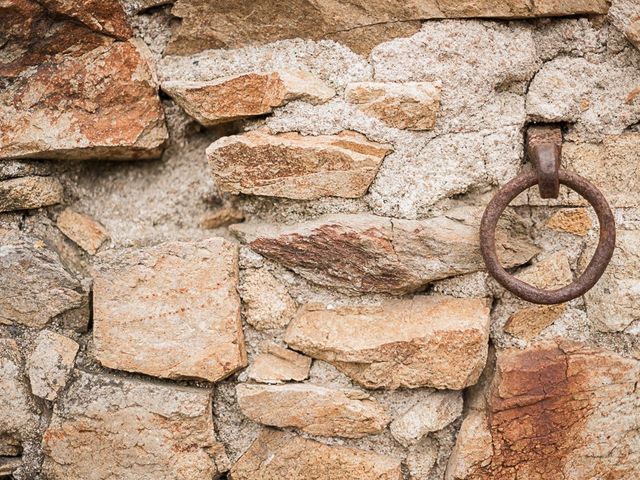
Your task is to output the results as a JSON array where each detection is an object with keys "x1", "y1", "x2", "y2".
[{"x1": 1, "y1": 0, "x2": 640, "y2": 479}]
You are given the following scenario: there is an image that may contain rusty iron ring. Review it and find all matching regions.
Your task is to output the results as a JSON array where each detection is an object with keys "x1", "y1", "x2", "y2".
[{"x1": 480, "y1": 169, "x2": 616, "y2": 304}]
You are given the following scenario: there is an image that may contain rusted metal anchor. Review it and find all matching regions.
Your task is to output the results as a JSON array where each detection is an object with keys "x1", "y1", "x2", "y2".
[{"x1": 479, "y1": 126, "x2": 616, "y2": 305}]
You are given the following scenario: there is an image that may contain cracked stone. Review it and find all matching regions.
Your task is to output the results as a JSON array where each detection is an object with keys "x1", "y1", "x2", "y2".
[
  {"x1": 284, "y1": 296, "x2": 490, "y2": 390},
  {"x1": 446, "y1": 340, "x2": 640, "y2": 479},
  {"x1": 0, "y1": 339, "x2": 38, "y2": 456},
  {"x1": 390, "y1": 391, "x2": 463, "y2": 447},
  {"x1": 0, "y1": 234, "x2": 86, "y2": 329},
  {"x1": 42, "y1": 371, "x2": 230, "y2": 479},
  {"x1": 57, "y1": 208, "x2": 109, "y2": 255},
  {"x1": 0, "y1": 176, "x2": 63, "y2": 212},
  {"x1": 246, "y1": 343, "x2": 311, "y2": 384},
  {"x1": 345, "y1": 82, "x2": 441, "y2": 130},
  {"x1": 162, "y1": 71, "x2": 334, "y2": 126},
  {"x1": 165, "y1": 0, "x2": 607, "y2": 56},
  {"x1": 207, "y1": 130, "x2": 390, "y2": 200},
  {"x1": 230, "y1": 429, "x2": 403, "y2": 480},
  {"x1": 27, "y1": 330, "x2": 78, "y2": 401},
  {"x1": 231, "y1": 207, "x2": 538, "y2": 295},
  {"x1": 238, "y1": 268, "x2": 296, "y2": 331},
  {"x1": 236, "y1": 383, "x2": 389, "y2": 438},
  {"x1": 0, "y1": 10, "x2": 167, "y2": 160},
  {"x1": 93, "y1": 238, "x2": 246, "y2": 382}
]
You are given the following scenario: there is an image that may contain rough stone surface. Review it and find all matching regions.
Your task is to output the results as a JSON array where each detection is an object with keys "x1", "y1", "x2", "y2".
[
  {"x1": 390, "y1": 391, "x2": 463, "y2": 447},
  {"x1": 345, "y1": 82, "x2": 441, "y2": 130},
  {"x1": 57, "y1": 208, "x2": 109, "y2": 254},
  {"x1": 0, "y1": 22, "x2": 167, "y2": 160},
  {"x1": 582, "y1": 230, "x2": 640, "y2": 332},
  {"x1": 201, "y1": 207, "x2": 244, "y2": 229},
  {"x1": 239, "y1": 268, "x2": 296, "y2": 330},
  {"x1": 38, "y1": 0, "x2": 132, "y2": 39},
  {"x1": 545, "y1": 208, "x2": 592, "y2": 236},
  {"x1": 446, "y1": 341, "x2": 640, "y2": 479},
  {"x1": 0, "y1": 339, "x2": 38, "y2": 456},
  {"x1": 230, "y1": 429, "x2": 403, "y2": 480},
  {"x1": 27, "y1": 330, "x2": 78, "y2": 401},
  {"x1": 163, "y1": 71, "x2": 334, "y2": 126},
  {"x1": 610, "y1": 0, "x2": 640, "y2": 50},
  {"x1": 285, "y1": 296, "x2": 490, "y2": 390},
  {"x1": 246, "y1": 343, "x2": 311, "y2": 384},
  {"x1": 232, "y1": 208, "x2": 538, "y2": 294},
  {"x1": 236, "y1": 383, "x2": 389, "y2": 438},
  {"x1": 93, "y1": 238, "x2": 246, "y2": 382},
  {"x1": 0, "y1": 176, "x2": 63, "y2": 212},
  {"x1": 207, "y1": 130, "x2": 390, "y2": 200},
  {"x1": 502, "y1": 252, "x2": 573, "y2": 340},
  {"x1": 42, "y1": 371, "x2": 229, "y2": 479},
  {"x1": 0, "y1": 235, "x2": 86, "y2": 329},
  {"x1": 166, "y1": 0, "x2": 608, "y2": 56}
]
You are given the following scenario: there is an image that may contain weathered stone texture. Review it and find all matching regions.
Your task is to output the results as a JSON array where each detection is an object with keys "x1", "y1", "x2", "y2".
[
  {"x1": 246, "y1": 343, "x2": 311, "y2": 384},
  {"x1": 166, "y1": 0, "x2": 608, "y2": 56},
  {"x1": 163, "y1": 71, "x2": 334, "y2": 126},
  {"x1": 28, "y1": 330, "x2": 78, "y2": 401},
  {"x1": 38, "y1": 0, "x2": 132, "y2": 39},
  {"x1": 545, "y1": 208, "x2": 592, "y2": 236},
  {"x1": 238, "y1": 268, "x2": 296, "y2": 330},
  {"x1": 285, "y1": 296, "x2": 490, "y2": 390},
  {"x1": 230, "y1": 429, "x2": 403, "y2": 480},
  {"x1": 1, "y1": 22, "x2": 167, "y2": 160},
  {"x1": 446, "y1": 341, "x2": 640, "y2": 479},
  {"x1": 201, "y1": 207, "x2": 244, "y2": 229},
  {"x1": 0, "y1": 176, "x2": 63, "y2": 212},
  {"x1": 42, "y1": 371, "x2": 229, "y2": 479},
  {"x1": 93, "y1": 238, "x2": 246, "y2": 382},
  {"x1": 57, "y1": 208, "x2": 109, "y2": 254},
  {"x1": 232, "y1": 208, "x2": 538, "y2": 294},
  {"x1": 0, "y1": 339, "x2": 38, "y2": 456},
  {"x1": 0, "y1": 236, "x2": 86, "y2": 328},
  {"x1": 345, "y1": 82, "x2": 441, "y2": 130},
  {"x1": 390, "y1": 391, "x2": 463, "y2": 447},
  {"x1": 609, "y1": 0, "x2": 640, "y2": 50},
  {"x1": 207, "y1": 130, "x2": 390, "y2": 200},
  {"x1": 237, "y1": 383, "x2": 389, "y2": 438}
]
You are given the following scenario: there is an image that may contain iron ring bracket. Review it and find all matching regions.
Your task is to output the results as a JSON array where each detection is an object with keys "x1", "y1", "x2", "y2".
[{"x1": 479, "y1": 127, "x2": 616, "y2": 304}]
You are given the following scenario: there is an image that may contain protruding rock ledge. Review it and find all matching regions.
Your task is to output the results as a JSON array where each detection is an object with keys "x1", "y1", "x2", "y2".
[
  {"x1": 285, "y1": 296, "x2": 491, "y2": 390},
  {"x1": 236, "y1": 383, "x2": 389, "y2": 438},
  {"x1": 93, "y1": 238, "x2": 246, "y2": 382},
  {"x1": 231, "y1": 208, "x2": 538, "y2": 294},
  {"x1": 162, "y1": 70, "x2": 334, "y2": 126},
  {"x1": 0, "y1": 176, "x2": 63, "y2": 212},
  {"x1": 42, "y1": 371, "x2": 230, "y2": 479},
  {"x1": 230, "y1": 429, "x2": 402, "y2": 480},
  {"x1": 207, "y1": 130, "x2": 390, "y2": 200}
]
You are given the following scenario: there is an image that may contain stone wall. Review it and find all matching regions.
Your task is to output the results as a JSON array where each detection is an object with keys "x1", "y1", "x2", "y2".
[{"x1": 1, "y1": 1, "x2": 640, "y2": 479}]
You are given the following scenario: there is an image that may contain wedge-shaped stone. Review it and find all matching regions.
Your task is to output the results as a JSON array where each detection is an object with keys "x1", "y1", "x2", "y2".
[
  {"x1": 246, "y1": 343, "x2": 311, "y2": 384},
  {"x1": 163, "y1": 71, "x2": 334, "y2": 126},
  {"x1": 0, "y1": 339, "x2": 38, "y2": 456},
  {"x1": 166, "y1": 0, "x2": 608, "y2": 56},
  {"x1": 57, "y1": 208, "x2": 109, "y2": 254},
  {"x1": 207, "y1": 130, "x2": 390, "y2": 200},
  {"x1": 42, "y1": 371, "x2": 229, "y2": 480},
  {"x1": 446, "y1": 341, "x2": 640, "y2": 479},
  {"x1": 0, "y1": 21, "x2": 167, "y2": 160},
  {"x1": 345, "y1": 82, "x2": 441, "y2": 130},
  {"x1": 230, "y1": 429, "x2": 402, "y2": 480},
  {"x1": 285, "y1": 296, "x2": 490, "y2": 390},
  {"x1": 0, "y1": 235, "x2": 86, "y2": 329},
  {"x1": 93, "y1": 238, "x2": 246, "y2": 382},
  {"x1": 236, "y1": 383, "x2": 389, "y2": 438},
  {"x1": 0, "y1": 176, "x2": 63, "y2": 212},
  {"x1": 231, "y1": 208, "x2": 538, "y2": 294}
]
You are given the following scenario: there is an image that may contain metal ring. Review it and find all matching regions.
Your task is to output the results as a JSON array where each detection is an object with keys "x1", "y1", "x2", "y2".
[{"x1": 480, "y1": 169, "x2": 616, "y2": 304}]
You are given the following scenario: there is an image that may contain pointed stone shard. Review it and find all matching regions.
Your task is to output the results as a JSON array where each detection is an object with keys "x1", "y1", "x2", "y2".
[
  {"x1": 230, "y1": 429, "x2": 402, "y2": 480},
  {"x1": 163, "y1": 70, "x2": 334, "y2": 126},
  {"x1": 27, "y1": 330, "x2": 79, "y2": 401},
  {"x1": 57, "y1": 208, "x2": 109, "y2": 254},
  {"x1": 93, "y1": 238, "x2": 247, "y2": 382},
  {"x1": 447, "y1": 341, "x2": 640, "y2": 479},
  {"x1": 231, "y1": 207, "x2": 538, "y2": 294},
  {"x1": 236, "y1": 383, "x2": 389, "y2": 438},
  {"x1": 207, "y1": 130, "x2": 390, "y2": 200},
  {"x1": 42, "y1": 371, "x2": 230, "y2": 480},
  {"x1": 285, "y1": 296, "x2": 491, "y2": 390},
  {"x1": 0, "y1": 176, "x2": 63, "y2": 212},
  {"x1": 345, "y1": 82, "x2": 441, "y2": 130}
]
